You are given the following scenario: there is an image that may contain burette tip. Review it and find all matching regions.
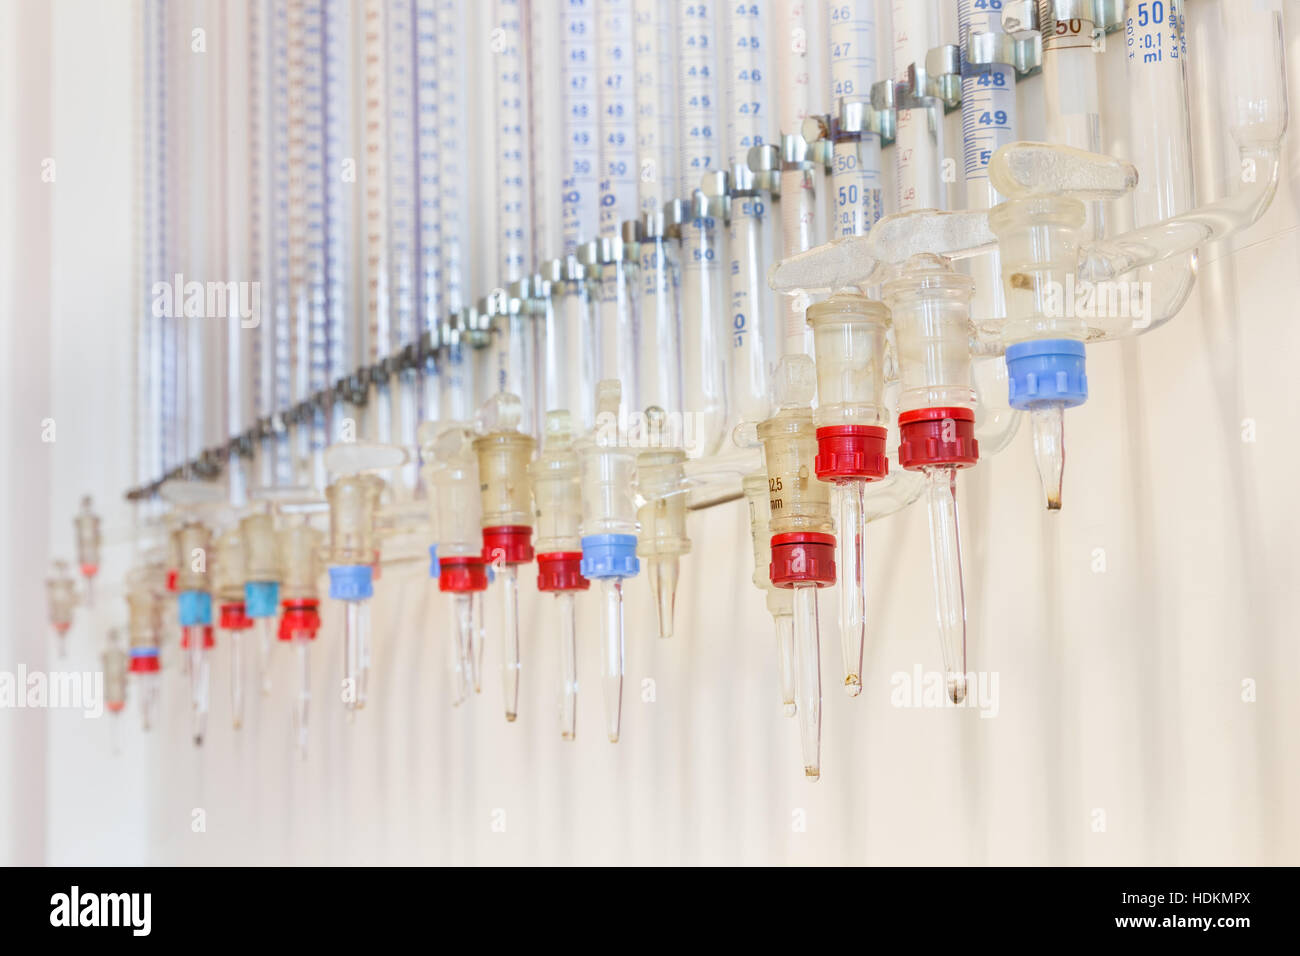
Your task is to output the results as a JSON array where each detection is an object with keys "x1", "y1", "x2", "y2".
[
  {"x1": 608, "y1": 733, "x2": 620, "y2": 744},
  {"x1": 843, "y1": 674, "x2": 862, "y2": 697},
  {"x1": 505, "y1": 711, "x2": 517, "y2": 723},
  {"x1": 782, "y1": 702, "x2": 797, "y2": 719},
  {"x1": 561, "y1": 731, "x2": 575, "y2": 742},
  {"x1": 948, "y1": 673, "x2": 968, "y2": 705},
  {"x1": 804, "y1": 767, "x2": 820, "y2": 783},
  {"x1": 193, "y1": 734, "x2": 204, "y2": 748}
]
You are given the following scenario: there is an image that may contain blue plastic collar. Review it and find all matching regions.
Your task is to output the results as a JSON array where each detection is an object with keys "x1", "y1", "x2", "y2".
[
  {"x1": 328, "y1": 564, "x2": 374, "y2": 601},
  {"x1": 1005, "y1": 339, "x2": 1088, "y2": 410},
  {"x1": 580, "y1": 534, "x2": 640, "y2": 580},
  {"x1": 428, "y1": 544, "x2": 441, "y2": 579},
  {"x1": 128, "y1": 647, "x2": 159, "y2": 658},
  {"x1": 244, "y1": 581, "x2": 281, "y2": 618},
  {"x1": 178, "y1": 590, "x2": 213, "y2": 627}
]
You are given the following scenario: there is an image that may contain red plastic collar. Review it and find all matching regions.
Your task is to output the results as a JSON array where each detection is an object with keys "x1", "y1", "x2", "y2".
[
  {"x1": 769, "y1": 532, "x2": 837, "y2": 588},
  {"x1": 279, "y1": 599, "x2": 321, "y2": 642},
  {"x1": 439, "y1": 555, "x2": 489, "y2": 593},
  {"x1": 897, "y1": 406, "x2": 979, "y2": 470},
  {"x1": 129, "y1": 656, "x2": 160, "y2": 674},
  {"x1": 219, "y1": 602, "x2": 253, "y2": 630},
  {"x1": 815, "y1": 425, "x2": 889, "y2": 481},
  {"x1": 165, "y1": 568, "x2": 178, "y2": 593},
  {"x1": 536, "y1": 552, "x2": 590, "y2": 592},
  {"x1": 80, "y1": 563, "x2": 99, "y2": 579},
  {"x1": 482, "y1": 525, "x2": 534, "y2": 566},
  {"x1": 180, "y1": 626, "x2": 215, "y2": 650}
]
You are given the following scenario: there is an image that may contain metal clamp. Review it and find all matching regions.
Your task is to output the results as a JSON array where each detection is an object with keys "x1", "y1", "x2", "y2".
[
  {"x1": 746, "y1": 143, "x2": 781, "y2": 197},
  {"x1": 1043, "y1": 0, "x2": 1124, "y2": 34}
]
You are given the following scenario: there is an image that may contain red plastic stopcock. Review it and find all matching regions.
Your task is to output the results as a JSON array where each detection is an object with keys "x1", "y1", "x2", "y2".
[
  {"x1": 897, "y1": 407, "x2": 979, "y2": 470},
  {"x1": 815, "y1": 425, "x2": 889, "y2": 481},
  {"x1": 106, "y1": 701, "x2": 125, "y2": 713},
  {"x1": 80, "y1": 563, "x2": 99, "y2": 579},
  {"x1": 536, "y1": 552, "x2": 590, "y2": 592},
  {"x1": 482, "y1": 525, "x2": 534, "y2": 566},
  {"x1": 769, "y1": 532, "x2": 837, "y2": 588},
  {"x1": 180, "y1": 626, "x2": 215, "y2": 650},
  {"x1": 439, "y1": 555, "x2": 489, "y2": 594},
  {"x1": 129, "y1": 655, "x2": 160, "y2": 674},
  {"x1": 165, "y1": 568, "x2": 178, "y2": 593},
  {"x1": 278, "y1": 599, "x2": 321, "y2": 642},
  {"x1": 219, "y1": 602, "x2": 253, "y2": 630}
]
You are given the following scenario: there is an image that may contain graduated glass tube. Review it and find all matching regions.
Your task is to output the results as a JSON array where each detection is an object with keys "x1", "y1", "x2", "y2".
[
  {"x1": 175, "y1": 520, "x2": 214, "y2": 746},
  {"x1": 827, "y1": 0, "x2": 884, "y2": 238},
  {"x1": 325, "y1": 473, "x2": 384, "y2": 712},
  {"x1": 473, "y1": 393, "x2": 537, "y2": 722},
  {"x1": 279, "y1": 519, "x2": 323, "y2": 757},
  {"x1": 240, "y1": 512, "x2": 282, "y2": 697},
  {"x1": 529, "y1": 410, "x2": 591, "y2": 739},
  {"x1": 891, "y1": 0, "x2": 945, "y2": 212},
  {"x1": 677, "y1": 0, "x2": 727, "y2": 455},
  {"x1": 807, "y1": 294, "x2": 890, "y2": 696},
  {"x1": 213, "y1": 527, "x2": 251, "y2": 730},
  {"x1": 562, "y1": 251, "x2": 600, "y2": 430},
  {"x1": 882, "y1": 256, "x2": 979, "y2": 705},
  {"x1": 580, "y1": 380, "x2": 640, "y2": 742},
  {"x1": 743, "y1": 471, "x2": 796, "y2": 717},
  {"x1": 757, "y1": 355, "x2": 834, "y2": 780},
  {"x1": 45, "y1": 561, "x2": 77, "y2": 658},
  {"x1": 560, "y1": 0, "x2": 600, "y2": 263},
  {"x1": 73, "y1": 496, "x2": 102, "y2": 606},
  {"x1": 774, "y1": 0, "x2": 816, "y2": 354},
  {"x1": 125, "y1": 565, "x2": 164, "y2": 731},
  {"x1": 595, "y1": 235, "x2": 641, "y2": 418},
  {"x1": 724, "y1": 0, "x2": 774, "y2": 427},
  {"x1": 422, "y1": 422, "x2": 488, "y2": 705}
]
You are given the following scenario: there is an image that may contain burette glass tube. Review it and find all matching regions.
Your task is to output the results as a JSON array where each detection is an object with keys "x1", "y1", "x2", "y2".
[
  {"x1": 775, "y1": 0, "x2": 815, "y2": 355},
  {"x1": 891, "y1": 0, "x2": 945, "y2": 212},
  {"x1": 415, "y1": 0, "x2": 442, "y2": 420},
  {"x1": 496, "y1": 0, "x2": 531, "y2": 283},
  {"x1": 272, "y1": 0, "x2": 295, "y2": 485},
  {"x1": 438, "y1": 0, "x2": 468, "y2": 317},
  {"x1": 362, "y1": 0, "x2": 393, "y2": 446},
  {"x1": 677, "y1": 0, "x2": 726, "y2": 454},
  {"x1": 828, "y1": 0, "x2": 884, "y2": 237},
  {"x1": 633, "y1": 1, "x2": 682, "y2": 424},
  {"x1": 324, "y1": 0, "x2": 354, "y2": 437},
  {"x1": 725, "y1": 0, "x2": 773, "y2": 427}
]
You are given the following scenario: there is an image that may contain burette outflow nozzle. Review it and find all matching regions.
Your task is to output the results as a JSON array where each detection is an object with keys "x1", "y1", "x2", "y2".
[
  {"x1": 73, "y1": 495, "x2": 102, "y2": 606},
  {"x1": 580, "y1": 380, "x2": 640, "y2": 743},
  {"x1": 529, "y1": 410, "x2": 590, "y2": 741},
  {"x1": 636, "y1": 408, "x2": 690, "y2": 642},
  {"x1": 743, "y1": 472, "x2": 797, "y2": 718},
  {"x1": 325, "y1": 473, "x2": 384, "y2": 715},
  {"x1": 125, "y1": 565, "x2": 164, "y2": 731},
  {"x1": 214, "y1": 526, "x2": 251, "y2": 731},
  {"x1": 421, "y1": 420, "x2": 489, "y2": 708},
  {"x1": 279, "y1": 519, "x2": 322, "y2": 757},
  {"x1": 175, "y1": 519, "x2": 214, "y2": 747},
  {"x1": 1005, "y1": 340, "x2": 1087, "y2": 511},
  {"x1": 45, "y1": 560, "x2": 78, "y2": 658},
  {"x1": 758, "y1": 355, "x2": 834, "y2": 781},
  {"x1": 807, "y1": 293, "x2": 891, "y2": 697},
  {"x1": 103, "y1": 629, "x2": 127, "y2": 753},
  {"x1": 240, "y1": 512, "x2": 282, "y2": 697},
  {"x1": 885, "y1": 255, "x2": 979, "y2": 707},
  {"x1": 473, "y1": 393, "x2": 537, "y2": 724}
]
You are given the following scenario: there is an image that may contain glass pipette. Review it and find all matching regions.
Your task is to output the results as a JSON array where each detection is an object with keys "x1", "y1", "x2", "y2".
[
  {"x1": 636, "y1": 427, "x2": 690, "y2": 640},
  {"x1": 757, "y1": 354, "x2": 835, "y2": 780},
  {"x1": 473, "y1": 393, "x2": 537, "y2": 722},
  {"x1": 529, "y1": 410, "x2": 591, "y2": 739},
  {"x1": 580, "y1": 379, "x2": 640, "y2": 742}
]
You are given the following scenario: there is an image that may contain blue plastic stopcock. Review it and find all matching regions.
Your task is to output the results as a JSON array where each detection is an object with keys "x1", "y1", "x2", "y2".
[
  {"x1": 1005, "y1": 339, "x2": 1089, "y2": 410},
  {"x1": 177, "y1": 590, "x2": 213, "y2": 627},
  {"x1": 328, "y1": 564, "x2": 374, "y2": 601},
  {"x1": 580, "y1": 534, "x2": 640, "y2": 580},
  {"x1": 428, "y1": 545, "x2": 440, "y2": 579},
  {"x1": 244, "y1": 580, "x2": 280, "y2": 618}
]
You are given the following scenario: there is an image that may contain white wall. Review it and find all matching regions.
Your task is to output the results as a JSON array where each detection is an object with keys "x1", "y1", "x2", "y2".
[{"x1": 4, "y1": 0, "x2": 1298, "y2": 865}]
